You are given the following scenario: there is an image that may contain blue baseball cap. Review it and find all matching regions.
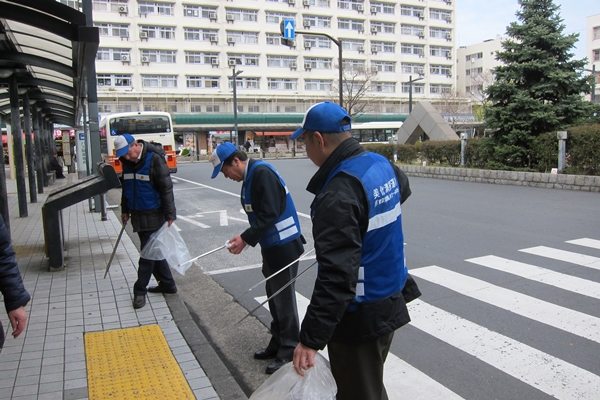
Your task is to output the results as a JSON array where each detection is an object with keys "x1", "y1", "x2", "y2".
[
  {"x1": 114, "y1": 134, "x2": 135, "y2": 157},
  {"x1": 209, "y1": 142, "x2": 237, "y2": 179},
  {"x1": 291, "y1": 102, "x2": 352, "y2": 140}
]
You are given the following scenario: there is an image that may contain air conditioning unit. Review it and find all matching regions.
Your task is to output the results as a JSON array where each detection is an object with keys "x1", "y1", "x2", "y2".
[
  {"x1": 371, "y1": 47, "x2": 379, "y2": 54},
  {"x1": 210, "y1": 35, "x2": 218, "y2": 42},
  {"x1": 290, "y1": 62, "x2": 297, "y2": 69},
  {"x1": 418, "y1": 53, "x2": 425, "y2": 58},
  {"x1": 209, "y1": 12, "x2": 217, "y2": 20},
  {"x1": 141, "y1": 56, "x2": 149, "y2": 63},
  {"x1": 303, "y1": 20, "x2": 311, "y2": 28},
  {"x1": 445, "y1": 17, "x2": 452, "y2": 23},
  {"x1": 228, "y1": 58, "x2": 237, "y2": 66},
  {"x1": 227, "y1": 36, "x2": 235, "y2": 43},
  {"x1": 211, "y1": 58, "x2": 219, "y2": 65},
  {"x1": 303, "y1": 0, "x2": 311, "y2": 6},
  {"x1": 445, "y1": 0, "x2": 452, "y2": 4},
  {"x1": 304, "y1": 42, "x2": 312, "y2": 49},
  {"x1": 418, "y1": 32, "x2": 425, "y2": 38},
  {"x1": 417, "y1": 13, "x2": 424, "y2": 20},
  {"x1": 288, "y1": 0, "x2": 296, "y2": 4},
  {"x1": 446, "y1": 54, "x2": 452, "y2": 60},
  {"x1": 118, "y1": 5, "x2": 128, "y2": 13},
  {"x1": 226, "y1": 13, "x2": 234, "y2": 21},
  {"x1": 445, "y1": 33, "x2": 452, "y2": 40},
  {"x1": 139, "y1": 31, "x2": 148, "y2": 39},
  {"x1": 370, "y1": 27, "x2": 378, "y2": 33},
  {"x1": 370, "y1": 6, "x2": 377, "y2": 14},
  {"x1": 121, "y1": 54, "x2": 131, "y2": 62},
  {"x1": 304, "y1": 63, "x2": 312, "y2": 70},
  {"x1": 371, "y1": 66, "x2": 378, "y2": 73},
  {"x1": 446, "y1": 73, "x2": 452, "y2": 78},
  {"x1": 356, "y1": 4, "x2": 364, "y2": 12},
  {"x1": 358, "y1": 46, "x2": 365, "y2": 52}
]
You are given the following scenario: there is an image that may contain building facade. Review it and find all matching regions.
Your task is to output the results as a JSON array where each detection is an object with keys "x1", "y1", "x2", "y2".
[
  {"x1": 586, "y1": 13, "x2": 600, "y2": 103},
  {"x1": 85, "y1": 0, "x2": 456, "y2": 115}
]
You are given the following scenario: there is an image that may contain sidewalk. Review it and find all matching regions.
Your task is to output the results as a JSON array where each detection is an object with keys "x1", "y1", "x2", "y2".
[{"x1": 0, "y1": 171, "x2": 241, "y2": 399}]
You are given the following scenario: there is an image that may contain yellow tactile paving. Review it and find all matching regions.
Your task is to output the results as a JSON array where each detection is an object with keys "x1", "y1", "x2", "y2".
[{"x1": 85, "y1": 324, "x2": 195, "y2": 399}]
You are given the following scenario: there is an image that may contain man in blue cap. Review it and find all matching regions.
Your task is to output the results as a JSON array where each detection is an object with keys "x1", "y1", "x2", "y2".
[
  {"x1": 210, "y1": 142, "x2": 305, "y2": 374},
  {"x1": 114, "y1": 134, "x2": 177, "y2": 309},
  {"x1": 291, "y1": 102, "x2": 415, "y2": 400}
]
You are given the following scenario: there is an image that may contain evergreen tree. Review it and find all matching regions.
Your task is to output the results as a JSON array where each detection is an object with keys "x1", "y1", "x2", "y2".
[{"x1": 484, "y1": 0, "x2": 594, "y2": 167}]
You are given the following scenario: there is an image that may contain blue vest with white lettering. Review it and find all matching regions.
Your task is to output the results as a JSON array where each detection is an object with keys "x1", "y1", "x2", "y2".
[
  {"x1": 243, "y1": 161, "x2": 301, "y2": 249},
  {"x1": 122, "y1": 152, "x2": 162, "y2": 211},
  {"x1": 317, "y1": 152, "x2": 407, "y2": 304}
]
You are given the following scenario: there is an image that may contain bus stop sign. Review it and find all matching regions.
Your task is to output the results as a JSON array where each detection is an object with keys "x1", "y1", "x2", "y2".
[{"x1": 280, "y1": 19, "x2": 295, "y2": 39}]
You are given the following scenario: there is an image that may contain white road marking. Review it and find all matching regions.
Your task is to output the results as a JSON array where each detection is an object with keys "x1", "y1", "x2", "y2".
[
  {"x1": 408, "y1": 299, "x2": 600, "y2": 400},
  {"x1": 520, "y1": 246, "x2": 600, "y2": 270},
  {"x1": 255, "y1": 294, "x2": 464, "y2": 400},
  {"x1": 467, "y1": 255, "x2": 600, "y2": 299},
  {"x1": 411, "y1": 266, "x2": 600, "y2": 344},
  {"x1": 566, "y1": 238, "x2": 600, "y2": 250},
  {"x1": 177, "y1": 215, "x2": 210, "y2": 228},
  {"x1": 206, "y1": 263, "x2": 263, "y2": 275}
]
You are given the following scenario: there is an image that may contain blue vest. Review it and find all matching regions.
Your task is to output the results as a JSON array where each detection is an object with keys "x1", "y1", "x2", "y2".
[
  {"x1": 122, "y1": 151, "x2": 162, "y2": 211},
  {"x1": 317, "y1": 152, "x2": 407, "y2": 305},
  {"x1": 243, "y1": 161, "x2": 301, "y2": 249}
]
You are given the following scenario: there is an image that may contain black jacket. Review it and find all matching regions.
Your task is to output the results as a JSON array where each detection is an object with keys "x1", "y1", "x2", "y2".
[
  {"x1": 299, "y1": 138, "x2": 412, "y2": 349},
  {"x1": 0, "y1": 214, "x2": 30, "y2": 322},
  {"x1": 240, "y1": 159, "x2": 304, "y2": 265},
  {"x1": 120, "y1": 140, "x2": 176, "y2": 232}
]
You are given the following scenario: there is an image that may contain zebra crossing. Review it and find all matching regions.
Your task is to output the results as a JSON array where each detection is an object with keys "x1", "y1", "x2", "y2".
[{"x1": 256, "y1": 238, "x2": 600, "y2": 400}]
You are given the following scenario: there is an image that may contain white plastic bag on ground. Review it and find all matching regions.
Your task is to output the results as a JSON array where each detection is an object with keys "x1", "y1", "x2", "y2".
[
  {"x1": 249, "y1": 353, "x2": 337, "y2": 400},
  {"x1": 139, "y1": 222, "x2": 192, "y2": 275}
]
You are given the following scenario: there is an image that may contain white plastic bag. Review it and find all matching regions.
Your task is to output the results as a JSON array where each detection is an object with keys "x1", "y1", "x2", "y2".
[
  {"x1": 249, "y1": 354, "x2": 337, "y2": 400},
  {"x1": 139, "y1": 222, "x2": 192, "y2": 275}
]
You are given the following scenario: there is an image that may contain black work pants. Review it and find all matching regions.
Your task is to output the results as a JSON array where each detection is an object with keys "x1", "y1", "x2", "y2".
[
  {"x1": 328, "y1": 331, "x2": 395, "y2": 400},
  {"x1": 133, "y1": 229, "x2": 176, "y2": 296},
  {"x1": 262, "y1": 255, "x2": 300, "y2": 361}
]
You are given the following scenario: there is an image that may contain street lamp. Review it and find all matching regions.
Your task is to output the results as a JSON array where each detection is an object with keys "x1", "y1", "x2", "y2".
[
  {"x1": 407, "y1": 74, "x2": 425, "y2": 113},
  {"x1": 230, "y1": 64, "x2": 243, "y2": 145}
]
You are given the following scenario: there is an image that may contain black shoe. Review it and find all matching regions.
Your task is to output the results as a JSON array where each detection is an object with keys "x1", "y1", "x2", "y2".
[
  {"x1": 133, "y1": 295, "x2": 146, "y2": 309},
  {"x1": 266, "y1": 358, "x2": 290, "y2": 374},
  {"x1": 147, "y1": 285, "x2": 177, "y2": 294},
  {"x1": 254, "y1": 348, "x2": 278, "y2": 360}
]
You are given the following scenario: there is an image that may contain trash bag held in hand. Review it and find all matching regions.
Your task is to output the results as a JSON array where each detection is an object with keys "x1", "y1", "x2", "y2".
[
  {"x1": 139, "y1": 222, "x2": 192, "y2": 275},
  {"x1": 249, "y1": 353, "x2": 337, "y2": 400}
]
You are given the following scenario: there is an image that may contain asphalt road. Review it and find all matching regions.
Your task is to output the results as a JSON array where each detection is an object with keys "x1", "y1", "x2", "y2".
[{"x1": 109, "y1": 159, "x2": 600, "y2": 399}]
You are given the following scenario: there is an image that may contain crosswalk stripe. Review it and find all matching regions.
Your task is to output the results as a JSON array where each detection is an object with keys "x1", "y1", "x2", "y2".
[
  {"x1": 408, "y1": 299, "x2": 600, "y2": 400},
  {"x1": 410, "y1": 266, "x2": 600, "y2": 344},
  {"x1": 466, "y1": 255, "x2": 600, "y2": 300},
  {"x1": 520, "y1": 246, "x2": 600, "y2": 270},
  {"x1": 566, "y1": 238, "x2": 600, "y2": 250},
  {"x1": 256, "y1": 294, "x2": 464, "y2": 400}
]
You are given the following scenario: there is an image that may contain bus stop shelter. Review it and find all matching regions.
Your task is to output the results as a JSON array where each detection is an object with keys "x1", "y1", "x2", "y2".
[{"x1": 0, "y1": 0, "x2": 99, "y2": 230}]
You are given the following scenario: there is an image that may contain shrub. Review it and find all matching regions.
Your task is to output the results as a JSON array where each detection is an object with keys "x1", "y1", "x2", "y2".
[{"x1": 180, "y1": 148, "x2": 190, "y2": 156}]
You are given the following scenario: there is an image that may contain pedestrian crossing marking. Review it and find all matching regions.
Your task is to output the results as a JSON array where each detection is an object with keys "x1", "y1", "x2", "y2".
[
  {"x1": 411, "y1": 266, "x2": 600, "y2": 344},
  {"x1": 256, "y1": 294, "x2": 465, "y2": 400},
  {"x1": 408, "y1": 299, "x2": 600, "y2": 400},
  {"x1": 467, "y1": 255, "x2": 600, "y2": 299},
  {"x1": 566, "y1": 238, "x2": 600, "y2": 250},
  {"x1": 520, "y1": 246, "x2": 600, "y2": 270}
]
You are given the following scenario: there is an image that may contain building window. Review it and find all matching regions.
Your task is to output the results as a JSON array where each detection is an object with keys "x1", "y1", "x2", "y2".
[
  {"x1": 265, "y1": 12, "x2": 296, "y2": 24},
  {"x1": 227, "y1": 54, "x2": 259, "y2": 66},
  {"x1": 183, "y1": 28, "x2": 217, "y2": 41},
  {"x1": 190, "y1": 105, "x2": 202, "y2": 112},
  {"x1": 304, "y1": 57, "x2": 332, "y2": 69},
  {"x1": 185, "y1": 51, "x2": 219, "y2": 64},
  {"x1": 267, "y1": 34, "x2": 283, "y2": 46},
  {"x1": 142, "y1": 75, "x2": 177, "y2": 88},
  {"x1": 268, "y1": 78, "x2": 298, "y2": 90},
  {"x1": 305, "y1": 36, "x2": 333, "y2": 49},
  {"x1": 206, "y1": 105, "x2": 220, "y2": 112},
  {"x1": 372, "y1": 41, "x2": 395, "y2": 53},
  {"x1": 96, "y1": 48, "x2": 130, "y2": 61},
  {"x1": 138, "y1": 2, "x2": 174, "y2": 16},
  {"x1": 372, "y1": 61, "x2": 396, "y2": 73},
  {"x1": 248, "y1": 105, "x2": 260, "y2": 112},
  {"x1": 94, "y1": 23, "x2": 129, "y2": 38},
  {"x1": 303, "y1": 15, "x2": 331, "y2": 29},
  {"x1": 186, "y1": 76, "x2": 220, "y2": 88},
  {"x1": 430, "y1": 84, "x2": 452, "y2": 94},
  {"x1": 140, "y1": 50, "x2": 177, "y2": 63},
  {"x1": 594, "y1": 49, "x2": 600, "y2": 62},
  {"x1": 401, "y1": 63, "x2": 425, "y2": 74},
  {"x1": 430, "y1": 9, "x2": 452, "y2": 21},
  {"x1": 430, "y1": 27, "x2": 452, "y2": 39},
  {"x1": 225, "y1": 9, "x2": 259, "y2": 22},
  {"x1": 400, "y1": 5, "x2": 424, "y2": 17},
  {"x1": 430, "y1": 46, "x2": 452, "y2": 58},
  {"x1": 400, "y1": 43, "x2": 424, "y2": 56},
  {"x1": 342, "y1": 59, "x2": 365, "y2": 69},
  {"x1": 371, "y1": 82, "x2": 395, "y2": 93},
  {"x1": 226, "y1": 31, "x2": 259, "y2": 45},
  {"x1": 139, "y1": 26, "x2": 176, "y2": 40},
  {"x1": 338, "y1": 18, "x2": 364, "y2": 32},
  {"x1": 401, "y1": 25, "x2": 424, "y2": 37},
  {"x1": 305, "y1": 79, "x2": 332, "y2": 91},
  {"x1": 401, "y1": 82, "x2": 424, "y2": 93},
  {"x1": 267, "y1": 55, "x2": 297, "y2": 68},
  {"x1": 92, "y1": 0, "x2": 128, "y2": 12},
  {"x1": 341, "y1": 39, "x2": 364, "y2": 51},
  {"x1": 430, "y1": 64, "x2": 452, "y2": 75}
]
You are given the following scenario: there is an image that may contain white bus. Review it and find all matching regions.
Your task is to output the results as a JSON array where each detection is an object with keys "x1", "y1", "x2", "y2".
[{"x1": 99, "y1": 111, "x2": 177, "y2": 174}]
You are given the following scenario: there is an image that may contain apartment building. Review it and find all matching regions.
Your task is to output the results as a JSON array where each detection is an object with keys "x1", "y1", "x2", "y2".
[
  {"x1": 75, "y1": 0, "x2": 456, "y2": 115},
  {"x1": 586, "y1": 13, "x2": 600, "y2": 103},
  {"x1": 456, "y1": 37, "x2": 503, "y2": 104}
]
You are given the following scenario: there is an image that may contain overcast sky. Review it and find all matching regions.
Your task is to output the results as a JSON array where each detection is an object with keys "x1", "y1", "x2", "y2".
[{"x1": 456, "y1": 0, "x2": 598, "y2": 61}]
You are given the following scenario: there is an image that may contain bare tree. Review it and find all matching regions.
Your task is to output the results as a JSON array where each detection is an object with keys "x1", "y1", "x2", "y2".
[
  {"x1": 437, "y1": 88, "x2": 471, "y2": 133},
  {"x1": 330, "y1": 62, "x2": 379, "y2": 118},
  {"x1": 467, "y1": 70, "x2": 495, "y2": 120}
]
